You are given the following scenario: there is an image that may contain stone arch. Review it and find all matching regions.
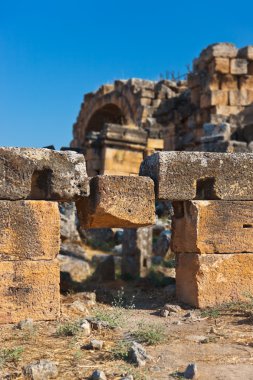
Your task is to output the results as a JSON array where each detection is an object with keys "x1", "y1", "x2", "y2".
[
  {"x1": 71, "y1": 82, "x2": 143, "y2": 148},
  {"x1": 86, "y1": 104, "x2": 127, "y2": 134}
]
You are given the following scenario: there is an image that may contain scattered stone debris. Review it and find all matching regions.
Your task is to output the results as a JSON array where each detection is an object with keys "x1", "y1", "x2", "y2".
[
  {"x1": 86, "y1": 317, "x2": 111, "y2": 330},
  {"x1": 120, "y1": 376, "x2": 134, "y2": 380},
  {"x1": 128, "y1": 342, "x2": 152, "y2": 367},
  {"x1": 160, "y1": 304, "x2": 181, "y2": 317},
  {"x1": 90, "y1": 339, "x2": 104, "y2": 350},
  {"x1": 82, "y1": 292, "x2": 96, "y2": 305},
  {"x1": 184, "y1": 363, "x2": 198, "y2": 379},
  {"x1": 80, "y1": 319, "x2": 91, "y2": 336},
  {"x1": 17, "y1": 318, "x2": 34, "y2": 330},
  {"x1": 23, "y1": 359, "x2": 58, "y2": 380},
  {"x1": 160, "y1": 309, "x2": 170, "y2": 317},
  {"x1": 71, "y1": 300, "x2": 89, "y2": 313},
  {"x1": 186, "y1": 335, "x2": 208, "y2": 343},
  {"x1": 91, "y1": 369, "x2": 107, "y2": 380}
]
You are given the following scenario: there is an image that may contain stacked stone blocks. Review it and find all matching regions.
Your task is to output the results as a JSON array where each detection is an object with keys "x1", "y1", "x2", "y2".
[
  {"x1": 0, "y1": 148, "x2": 89, "y2": 324},
  {"x1": 140, "y1": 151, "x2": 253, "y2": 308}
]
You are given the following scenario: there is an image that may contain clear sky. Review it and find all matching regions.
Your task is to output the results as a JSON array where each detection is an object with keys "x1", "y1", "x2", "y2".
[{"x1": 1, "y1": 0, "x2": 253, "y2": 148}]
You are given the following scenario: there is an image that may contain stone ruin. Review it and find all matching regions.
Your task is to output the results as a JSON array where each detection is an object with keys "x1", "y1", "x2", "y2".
[
  {"x1": 68, "y1": 42, "x2": 253, "y2": 284},
  {"x1": 71, "y1": 42, "x2": 253, "y2": 159},
  {"x1": 3, "y1": 42, "x2": 253, "y2": 323},
  {"x1": 1, "y1": 146, "x2": 253, "y2": 323}
]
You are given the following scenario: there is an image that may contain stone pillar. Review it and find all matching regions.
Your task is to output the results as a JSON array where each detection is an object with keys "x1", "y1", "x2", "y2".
[
  {"x1": 0, "y1": 148, "x2": 89, "y2": 323},
  {"x1": 141, "y1": 151, "x2": 253, "y2": 308},
  {"x1": 0, "y1": 200, "x2": 61, "y2": 323},
  {"x1": 121, "y1": 227, "x2": 152, "y2": 279},
  {"x1": 172, "y1": 200, "x2": 253, "y2": 308}
]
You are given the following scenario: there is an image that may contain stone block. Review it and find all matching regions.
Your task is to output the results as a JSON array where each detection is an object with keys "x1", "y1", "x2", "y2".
[
  {"x1": 200, "y1": 91, "x2": 228, "y2": 108},
  {"x1": 200, "y1": 43, "x2": 238, "y2": 62},
  {"x1": 0, "y1": 201, "x2": 60, "y2": 260},
  {"x1": 211, "y1": 105, "x2": 244, "y2": 116},
  {"x1": 204, "y1": 74, "x2": 220, "y2": 91},
  {"x1": 0, "y1": 148, "x2": 89, "y2": 201},
  {"x1": 239, "y1": 75, "x2": 253, "y2": 90},
  {"x1": 76, "y1": 176, "x2": 155, "y2": 228},
  {"x1": 140, "y1": 151, "x2": 253, "y2": 201},
  {"x1": 209, "y1": 58, "x2": 230, "y2": 74},
  {"x1": 176, "y1": 253, "x2": 253, "y2": 308},
  {"x1": 221, "y1": 75, "x2": 238, "y2": 90},
  {"x1": 230, "y1": 59, "x2": 248, "y2": 75},
  {"x1": 238, "y1": 46, "x2": 253, "y2": 60},
  {"x1": 0, "y1": 260, "x2": 60, "y2": 323},
  {"x1": 172, "y1": 200, "x2": 253, "y2": 253},
  {"x1": 101, "y1": 147, "x2": 144, "y2": 175},
  {"x1": 229, "y1": 89, "x2": 253, "y2": 106},
  {"x1": 122, "y1": 227, "x2": 152, "y2": 278}
]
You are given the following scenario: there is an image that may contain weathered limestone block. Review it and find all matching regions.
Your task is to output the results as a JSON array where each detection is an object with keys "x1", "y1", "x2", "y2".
[
  {"x1": 229, "y1": 89, "x2": 253, "y2": 106},
  {"x1": 238, "y1": 46, "x2": 253, "y2": 60},
  {"x1": 176, "y1": 253, "x2": 253, "y2": 308},
  {"x1": 172, "y1": 201, "x2": 253, "y2": 253},
  {"x1": 208, "y1": 58, "x2": 230, "y2": 74},
  {"x1": 211, "y1": 105, "x2": 244, "y2": 116},
  {"x1": 230, "y1": 59, "x2": 248, "y2": 75},
  {"x1": 200, "y1": 90, "x2": 228, "y2": 108},
  {"x1": 122, "y1": 227, "x2": 152, "y2": 278},
  {"x1": 101, "y1": 147, "x2": 144, "y2": 176},
  {"x1": 0, "y1": 148, "x2": 89, "y2": 201},
  {"x1": 200, "y1": 43, "x2": 238, "y2": 62},
  {"x1": 0, "y1": 260, "x2": 60, "y2": 323},
  {"x1": 239, "y1": 75, "x2": 253, "y2": 90},
  {"x1": 76, "y1": 176, "x2": 155, "y2": 228},
  {"x1": 140, "y1": 151, "x2": 253, "y2": 200},
  {"x1": 221, "y1": 75, "x2": 238, "y2": 90},
  {"x1": 203, "y1": 75, "x2": 220, "y2": 92},
  {"x1": 0, "y1": 201, "x2": 60, "y2": 260}
]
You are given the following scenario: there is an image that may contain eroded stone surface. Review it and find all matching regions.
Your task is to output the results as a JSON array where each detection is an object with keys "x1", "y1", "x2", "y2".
[
  {"x1": 0, "y1": 148, "x2": 89, "y2": 201},
  {"x1": 140, "y1": 151, "x2": 253, "y2": 200},
  {"x1": 0, "y1": 260, "x2": 60, "y2": 323},
  {"x1": 0, "y1": 201, "x2": 60, "y2": 260},
  {"x1": 176, "y1": 253, "x2": 253, "y2": 308},
  {"x1": 172, "y1": 201, "x2": 253, "y2": 254},
  {"x1": 76, "y1": 176, "x2": 155, "y2": 228}
]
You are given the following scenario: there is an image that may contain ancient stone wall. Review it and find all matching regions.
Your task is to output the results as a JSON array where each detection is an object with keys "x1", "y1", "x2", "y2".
[{"x1": 71, "y1": 43, "x2": 253, "y2": 163}]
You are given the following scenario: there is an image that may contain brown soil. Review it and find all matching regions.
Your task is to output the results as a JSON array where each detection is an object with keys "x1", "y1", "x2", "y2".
[{"x1": 1, "y1": 283, "x2": 253, "y2": 380}]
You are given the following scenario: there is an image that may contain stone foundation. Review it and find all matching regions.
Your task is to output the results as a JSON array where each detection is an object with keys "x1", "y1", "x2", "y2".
[{"x1": 176, "y1": 253, "x2": 253, "y2": 308}]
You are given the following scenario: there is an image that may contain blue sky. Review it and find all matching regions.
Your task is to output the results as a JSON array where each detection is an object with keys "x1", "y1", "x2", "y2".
[{"x1": 1, "y1": 0, "x2": 253, "y2": 148}]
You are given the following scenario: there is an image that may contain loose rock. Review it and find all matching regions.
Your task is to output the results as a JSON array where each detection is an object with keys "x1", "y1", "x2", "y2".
[
  {"x1": 163, "y1": 304, "x2": 181, "y2": 313},
  {"x1": 128, "y1": 342, "x2": 151, "y2": 367},
  {"x1": 80, "y1": 320, "x2": 91, "y2": 336},
  {"x1": 91, "y1": 370, "x2": 107, "y2": 380},
  {"x1": 17, "y1": 318, "x2": 34, "y2": 331},
  {"x1": 90, "y1": 339, "x2": 104, "y2": 350},
  {"x1": 23, "y1": 359, "x2": 58, "y2": 380},
  {"x1": 71, "y1": 300, "x2": 88, "y2": 313},
  {"x1": 184, "y1": 363, "x2": 198, "y2": 379}
]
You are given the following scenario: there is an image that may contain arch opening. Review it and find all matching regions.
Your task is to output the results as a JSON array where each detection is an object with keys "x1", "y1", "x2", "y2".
[{"x1": 86, "y1": 104, "x2": 127, "y2": 134}]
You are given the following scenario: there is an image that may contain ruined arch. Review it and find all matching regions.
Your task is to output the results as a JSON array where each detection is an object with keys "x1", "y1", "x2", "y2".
[
  {"x1": 85, "y1": 103, "x2": 127, "y2": 134},
  {"x1": 71, "y1": 85, "x2": 139, "y2": 148}
]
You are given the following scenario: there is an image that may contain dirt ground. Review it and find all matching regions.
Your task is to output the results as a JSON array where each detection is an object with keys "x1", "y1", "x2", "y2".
[{"x1": 1, "y1": 279, "x2": 253, "y2": 380}]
